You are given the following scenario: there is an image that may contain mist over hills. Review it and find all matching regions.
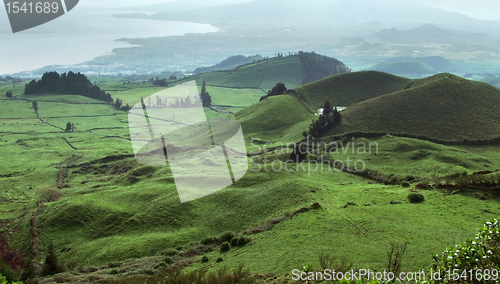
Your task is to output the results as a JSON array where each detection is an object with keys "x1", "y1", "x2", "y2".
[
  {"x1": 116, "y1": 0, "x2": 500, "y2": 36},
  {"x1": 370, "y1": 24, "x2": 492, "y2": 44}
]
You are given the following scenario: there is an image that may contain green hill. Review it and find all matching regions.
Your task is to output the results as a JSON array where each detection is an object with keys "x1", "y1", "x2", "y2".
[
  {"x1": 369, "y1": 60, "x2": 435, "y2": 75},
  {"x1": 334, "y1": 73, "x2": 500, "y2": 141},
  {"x1": 480, "y1": 76, "x2": 500, "y2": 89},
  {"x1": 193, "y1": 55, "x2": 265, "y2": 74},
  {"x1": 414, "y1": 56, "x2": 456, "y2": 72},
  {"x1": 295, "y1": 71, "x2": 412, "y2": 109},
  {"x1": 184, "y1": 52, "x2": 350, "y2": 91}
]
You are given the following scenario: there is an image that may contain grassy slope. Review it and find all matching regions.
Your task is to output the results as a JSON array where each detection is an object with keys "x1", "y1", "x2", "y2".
[
  {"x1": 295, "y1": 71, "x2": 412, "y2": 109},
  {"x1": 187, "y1": 136, "x2": 500, "y2": 274},
  {"x1": 39, "y1": 161, "x2": 313, "y2": 265},
  {"x1": 192, "y1": 56, "x2": 305, "y2": 90},
  {"x1": 0, "y1": 93, "x2": 313, "y2": 267},
  {"x1": 335, "y1": 73, "x2": 500, "y2": 141},
  {"x1": 235, "y1": 94, "x2": 314, "y2": 143},
  {"x1": 2, "y1": 76, "x2": 500, "y2": 280}
]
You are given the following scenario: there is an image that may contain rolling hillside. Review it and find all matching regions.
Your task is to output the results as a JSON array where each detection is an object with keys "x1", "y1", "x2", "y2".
[
  {"x1": 186, "y1": 52, "x2": 350, "y2": 91},
  {"x1": 295, "y1": 71, "x2": 412, "y2": 109},
  {"x1": 2, "y1": 73, "x2": 500, "y2": 283},
  {"x1": 334, "y1": 73, "x2": 500, "y2": 141}
]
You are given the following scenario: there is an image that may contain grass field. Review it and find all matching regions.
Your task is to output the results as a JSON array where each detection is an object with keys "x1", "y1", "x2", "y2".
[{"x1": 1, "y1": 71, "x2": 500, "y2": 283}]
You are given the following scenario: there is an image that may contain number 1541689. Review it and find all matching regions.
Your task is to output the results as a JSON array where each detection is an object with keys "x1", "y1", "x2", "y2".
[{"x1": 5, "y1": 1, "x2": 59, "y2": 14}]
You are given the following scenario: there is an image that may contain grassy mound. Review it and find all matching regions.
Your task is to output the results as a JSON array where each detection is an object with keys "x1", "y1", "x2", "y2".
[
  {"x1": 335, "y1": 74, "x2": 500, "y2": 141},
  {"x1": 184, "y1": 52, "x2": 349, "y2": 91},
  {"x1": 235, "y1": 94, "x2": 314, "y2": 141},
  {"x1": 295, "y1": 71, "x2": 412, "y2": 109}
]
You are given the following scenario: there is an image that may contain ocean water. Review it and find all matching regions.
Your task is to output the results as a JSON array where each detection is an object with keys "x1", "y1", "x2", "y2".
[{"x1": 0, "y1": 7, "x2": 218, "y2": 75}]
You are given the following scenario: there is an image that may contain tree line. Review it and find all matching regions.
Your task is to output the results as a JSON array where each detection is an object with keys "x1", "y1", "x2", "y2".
[
  {"x1": 140, "y1": 94, "x2": 203, "y2": 108},
  {"x1": 305, "y1": 100, "x2": 342, "y2": 138},
  {"x1": 23, "y1": 71, "x2": 131, "y2": 111},
  {"x1": 260, "y1": 82, "x2": 287, "y2": 101}
]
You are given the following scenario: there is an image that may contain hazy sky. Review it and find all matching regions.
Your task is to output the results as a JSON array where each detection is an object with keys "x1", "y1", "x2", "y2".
[{"x1": 82, "y1": 0, "x2": 500, "y2": 21}]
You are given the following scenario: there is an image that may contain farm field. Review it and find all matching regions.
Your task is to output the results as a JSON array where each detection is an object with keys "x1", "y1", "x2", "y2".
[{"x1": 0, "y1": 69, "x2": 499, "y2": 283}]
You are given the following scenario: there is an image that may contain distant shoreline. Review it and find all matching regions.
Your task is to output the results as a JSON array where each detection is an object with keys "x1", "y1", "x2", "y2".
[{"x1": 0, "y1": 9, "x2": 218, "y2": 76}]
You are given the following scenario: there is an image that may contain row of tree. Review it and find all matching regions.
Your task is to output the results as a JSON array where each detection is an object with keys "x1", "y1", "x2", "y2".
[
  {"x1": 305, "y1": 100, "x2": 342, "y2": 138},
  {"x1": 150, "y1": 76, "x2": 178, "y2": 86},
  {"x1": 139, "y1": 95, "x2": 203, "y2": 108},
  {"x1": 23, "y1": 71, "x2": 131, "y2": 111}
]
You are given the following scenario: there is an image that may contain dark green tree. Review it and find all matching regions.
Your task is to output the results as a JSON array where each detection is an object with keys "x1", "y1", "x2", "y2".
[
  {"x1": 65, "y1": 122, "x2": 72, "y2": 132},
  {"x1": 121, "y1": 104, "x2": 131, "y2": 111},
  {"x1": 200, "y1": 80, "x2": 212, "y2": 107},
  {"x1": 184, "y1": 95, "x2": 192, "y2": 107},
  {"x1": 333, "y1": 107, "x2": 342, "y2": 124},
  {"x1": 307, "y1": 101, "x2": 342, "y2": 138},
  {"x1": 114, "y1": 99, "x2": 122, "y2": 110},
  {"x1": 5, "y1": 91, "x2": 13, "y2": 98},
  {"x1": 260, "y1": 82, "x2": 287, "y2": 101}
]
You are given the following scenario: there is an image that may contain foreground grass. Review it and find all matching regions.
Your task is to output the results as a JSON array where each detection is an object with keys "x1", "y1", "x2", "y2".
[{"x1": 1, "y1": 85, "x2": 499, "y2": 283}]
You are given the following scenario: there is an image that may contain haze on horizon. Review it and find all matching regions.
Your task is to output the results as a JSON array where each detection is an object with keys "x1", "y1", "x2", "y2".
[
  {"x1": 2, "y1": 0, "x2": 500, "y2": 75},
  {"x1": 83, "y1": 0, "x2": 500, "y2": 22}
]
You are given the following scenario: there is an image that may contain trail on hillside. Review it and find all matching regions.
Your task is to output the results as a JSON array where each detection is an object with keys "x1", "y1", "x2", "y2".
[{"x1": 257, "y1": 60, "x2": 269, "y2": 89}]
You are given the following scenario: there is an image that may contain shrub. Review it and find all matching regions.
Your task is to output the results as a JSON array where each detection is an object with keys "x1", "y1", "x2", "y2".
[
  {"x1": 433, "y1": 219, "x2": 500, "y2": 284},
  {"x1": 201, "y1": 256, "x2": 209, "y2": 263},
  {"x1": 230, "y1": 238, "x2": 238, "y2": 246},
  {"x1": 39, "y1": 187, "x2": 63, "y2": 203},
  {"x1": 5, "y1": 91, "x2": 13, "y2": 99},
  {"x1": 236, "y1": 237, "x2": 247, "y2": 246},
  {"x1": 201, "y1": 237, "x2": 217, "y2": 245},
  {"x1": 163, "y1": 257, "x2": 173, "y2": 265},
  {"x1": 160, "y1": 248, "x2": 179, "y2": 256},
  {"x1": 109, "y1": 269, "x2": 119, "y2": 275},
  {"x1": 401, "y1": 181, "x2": 410, "y2": 187},
  {"x1": 415, "y1": 181, "x2": 432, "y2": 190},
  {"x1": 220, "y1": 242, "x2": 231, "y2": 253},
  {"x1": 215, "y1": 258, "x2": 223, "y2": 263},
  {"x1": 108, "y1": 261, "x2": 122, "y2": 268},
  {"x1": 319, "y1": 251, "x2": 353, "y2": 274},
  {"x1": 407, "y1": 192, "x2": 425, "y2": 203},
  {"x1": 154, "y1": 262, "x2": 167, "y2": 269},
  {"x1": 218, "y1": 232, "x2": 234, "y2": 243}
]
